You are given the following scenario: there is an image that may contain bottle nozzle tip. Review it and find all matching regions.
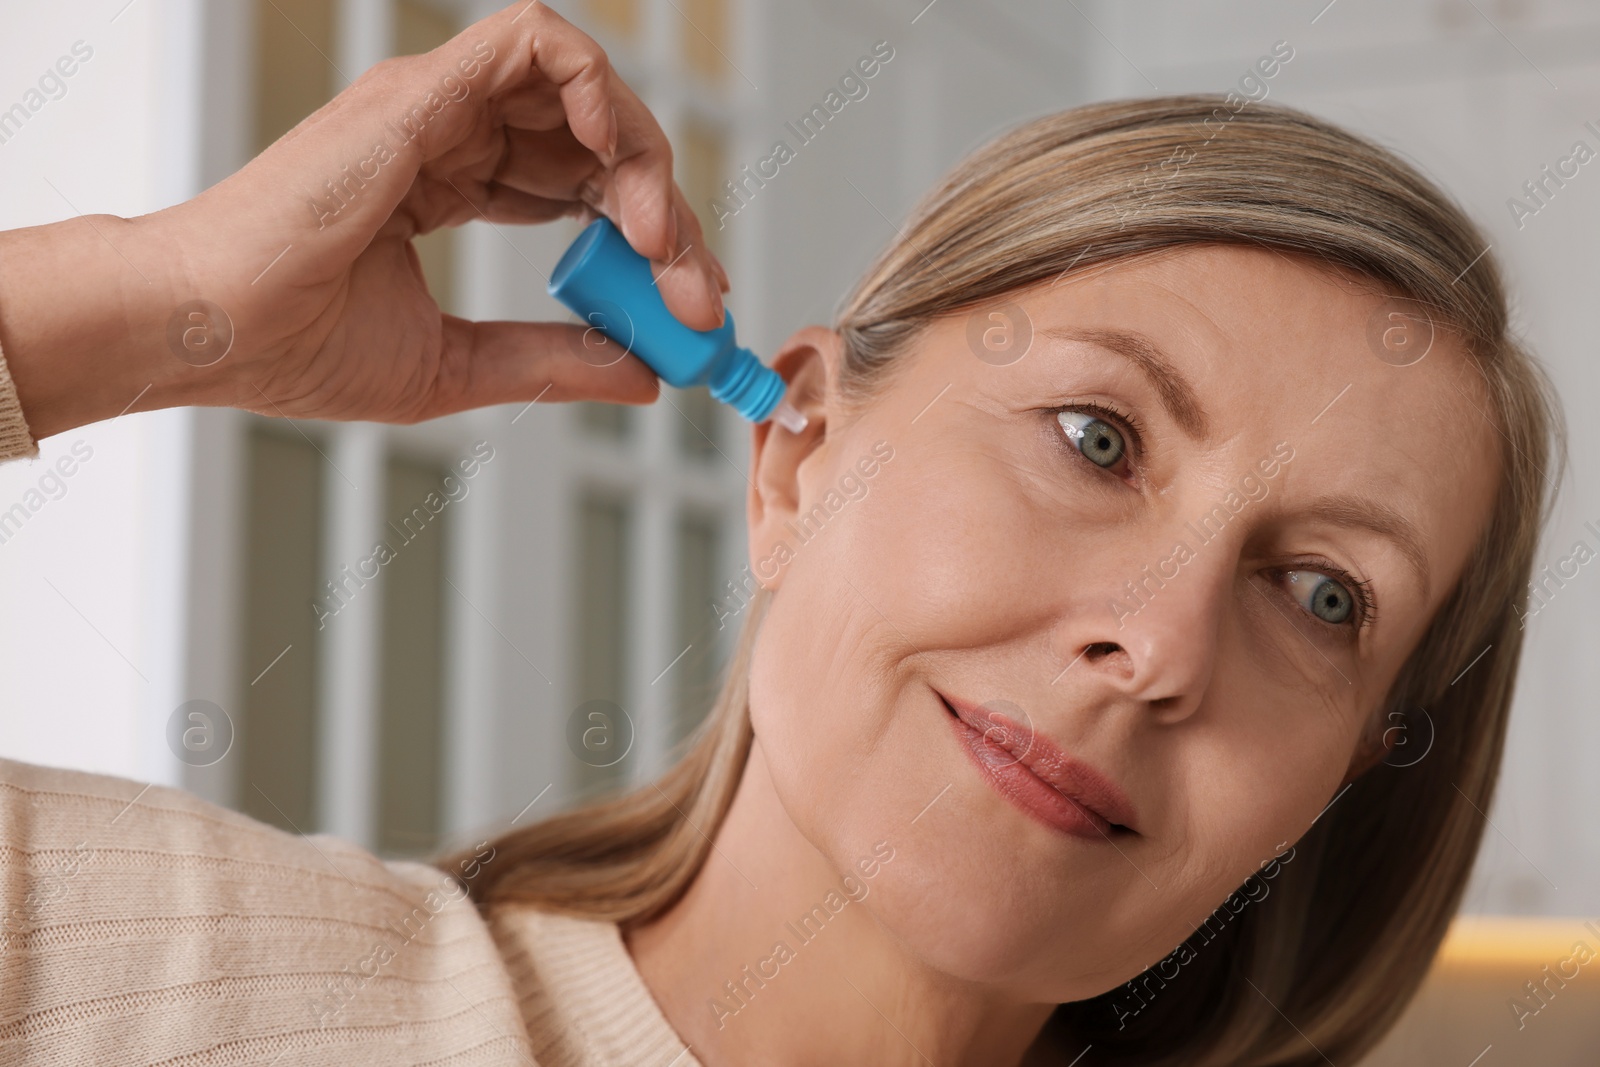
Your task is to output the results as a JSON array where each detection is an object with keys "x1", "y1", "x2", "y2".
[{"x1": 770, "y1": 399, "x2": 809, "y2": 434}]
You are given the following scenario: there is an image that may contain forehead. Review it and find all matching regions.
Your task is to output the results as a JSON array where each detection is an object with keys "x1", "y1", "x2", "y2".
[
  {"x1": 1023, "y1": 244, "x2": 1428, "y2": 401},
  {"x1": 1025, "y1": 243, "x2": 1480, "y2": 440},
  {"x1": 908, "y1": 242, "x2": 1502, "y2": 609}
]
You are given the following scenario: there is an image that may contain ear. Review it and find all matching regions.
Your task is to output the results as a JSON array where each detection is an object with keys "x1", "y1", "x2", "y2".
[{"x1": 746, "y1": 326, "x2": 837, "y2": 590}]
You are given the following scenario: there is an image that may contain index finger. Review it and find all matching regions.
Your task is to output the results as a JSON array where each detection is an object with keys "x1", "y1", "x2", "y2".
[
  {"x1": 479, "y1": 2, "x2": 723, "y2": 325},
  {"x1": 481, "y1": 6, "x2": 665, "y2": 247}
]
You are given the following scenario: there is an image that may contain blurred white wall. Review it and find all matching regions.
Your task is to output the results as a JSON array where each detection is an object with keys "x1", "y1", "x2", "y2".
[{"x1": 0, "y1": 0, "x2": 205, "y2": 789}]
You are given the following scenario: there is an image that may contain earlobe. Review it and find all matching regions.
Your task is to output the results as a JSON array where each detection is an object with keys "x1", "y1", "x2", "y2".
[{"x1": 745, "y1": 327, "x2": 837, "y2": 591}]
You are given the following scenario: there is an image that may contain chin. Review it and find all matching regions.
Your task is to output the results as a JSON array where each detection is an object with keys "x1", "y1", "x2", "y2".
[{"x1": 860, "y1": 859, "x2": 1128, "y2": 1000}]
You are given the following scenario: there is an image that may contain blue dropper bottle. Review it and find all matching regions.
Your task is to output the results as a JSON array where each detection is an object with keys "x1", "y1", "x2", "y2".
[{"x1": 548, "y1": 217, "x2": 809, "y2": 433}]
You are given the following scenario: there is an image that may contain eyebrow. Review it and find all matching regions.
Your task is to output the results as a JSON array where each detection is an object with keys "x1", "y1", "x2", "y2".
[
  {"x1": 1040, "y1": 326, "x2": 1210, "y2": 441},
  {"x1": 1299, "y1": 496, "x2": 1433, "y2": 600}
]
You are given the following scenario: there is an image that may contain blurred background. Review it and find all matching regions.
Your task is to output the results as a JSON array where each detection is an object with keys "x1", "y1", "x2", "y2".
[{"x1": 0, "y1": 1, "x2": 1597, "y2": 1059}]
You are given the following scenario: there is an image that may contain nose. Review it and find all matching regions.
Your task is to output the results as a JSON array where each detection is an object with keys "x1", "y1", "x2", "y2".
[{"x1": 1056, "y1": 544, "x2": 1230, "y2": 723}]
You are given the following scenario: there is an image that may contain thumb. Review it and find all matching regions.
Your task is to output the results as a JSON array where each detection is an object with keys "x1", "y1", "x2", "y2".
[{"x1": 430, "y1": 316, "x2": 661, "y2": 417}]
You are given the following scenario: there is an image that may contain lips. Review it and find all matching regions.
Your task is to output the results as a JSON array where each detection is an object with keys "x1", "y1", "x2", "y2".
[{"x1": 939, "y1": 690, "x2": 1139, "y2": 840}]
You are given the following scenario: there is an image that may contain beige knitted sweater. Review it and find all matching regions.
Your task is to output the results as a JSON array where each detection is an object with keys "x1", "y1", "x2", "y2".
[{"x1": 0, "y1": 354, "x2": 700, "y2": 1066}]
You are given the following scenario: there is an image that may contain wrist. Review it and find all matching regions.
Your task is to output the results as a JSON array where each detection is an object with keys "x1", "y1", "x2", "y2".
[{"x1": 0, "y1": 210, "x2": 217, "y2": 440}]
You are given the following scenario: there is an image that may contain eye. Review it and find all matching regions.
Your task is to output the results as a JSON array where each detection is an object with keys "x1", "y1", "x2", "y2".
[
  {"x1": 1282, "y1": 568, "x2": 1369, "y2": 628},
  {"x1": 1057, "y1": 409, "x2": 1129, "y2": 471}
]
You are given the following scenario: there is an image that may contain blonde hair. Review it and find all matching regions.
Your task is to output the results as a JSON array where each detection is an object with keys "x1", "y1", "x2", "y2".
[{"x1": 441, "y1": 95, "x2": 1566, "y2": 1065}]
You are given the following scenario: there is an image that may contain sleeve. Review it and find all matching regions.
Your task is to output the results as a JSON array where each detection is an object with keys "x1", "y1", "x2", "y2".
[
  {"x1": 0, "y1": 340, "x2": 39, "y2": 462},
  {"x1": 0, "y1": 758, "x2": 537, "y2": 1066}
]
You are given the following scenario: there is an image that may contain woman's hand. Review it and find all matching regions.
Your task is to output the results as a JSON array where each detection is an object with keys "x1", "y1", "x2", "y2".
[{"x1": 0, "y1": 0, "x2": 727, "y2": 440}]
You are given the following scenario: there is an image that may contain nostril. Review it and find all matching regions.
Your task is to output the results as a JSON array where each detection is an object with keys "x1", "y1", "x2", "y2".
[{"x1": 1084, "y1": 641, "x2": 1122, "y2": 660}]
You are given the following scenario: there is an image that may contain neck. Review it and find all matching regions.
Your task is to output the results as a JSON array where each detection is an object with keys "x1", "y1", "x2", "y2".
[{"x1": 625, "y1": 738, "x2": 1056, "y2": 1067}]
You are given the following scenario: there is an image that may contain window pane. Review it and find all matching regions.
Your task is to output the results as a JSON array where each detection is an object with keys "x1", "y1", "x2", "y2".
[
  {"x1": 254, "y1": 0, "x2": 337, "y2": 153},
  {"x1": 583, "y1": 0, "x2": 641, "y2": 39},
  {"x1": 239, "y1": 426, "x2": 324, "y2": 833},
  {"x1": 679, "y1": 0, "x2": 730, "y2": 84},
  {"x1": 679, "y1": 116, "x2": 729, "y2": 260},
  {"x1": 396, "y1": 0, "x2": 456, "y2": 53},
  {"x1": 674, "y1": 511, "x2": 723, "y2": 744},
  {"x1": 411, "y1": 213, "x2": 457, "y2": 316},
  {"x1": 395, "y1": 0, "x2": 463, "y2": 316},
  {"x1": 572, "y1": 494, "x2": 632, "y2": 795},
  {"x1": 374, "y1": 456, "x2": 451, "y2": 857},
  {"x1": 579, "y1": 401, "x2": 633, "y2": 439},
  {"x1": 675, "y1": 385, "x2": 721, "y2": 459}
]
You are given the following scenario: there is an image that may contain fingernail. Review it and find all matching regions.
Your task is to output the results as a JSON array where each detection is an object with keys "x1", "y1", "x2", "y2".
[
  {"x1": 698, "y1": 250, "x2": 726, "y2": 322},
  {"x1": 607, "y1": 105, "x2": 618, "y2": 159},
  {"x1": 693, "y1": 263, "x2": 723, "y2": 326},
  {"x1": 666, "y1": 209, "x2": 680, "y2": 260},
  {"x1": 711, "y1": 279, "x2": 726, "y2": 326}
]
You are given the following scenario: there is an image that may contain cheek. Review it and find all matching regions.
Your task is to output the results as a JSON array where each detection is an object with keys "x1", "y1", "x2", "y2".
[
  {"x1": 747, "y1": 440, "x2": 1053, "y2": 778},
  {"x1": 748, "y1": 443, "x2": 1019, "y2": 722},
  {"x1": 824, "y1": 443, "x2": 1070, "y2": 651},
  {"x1": 1159, "y1": 688, "x2": 1359, "y2": 926}
]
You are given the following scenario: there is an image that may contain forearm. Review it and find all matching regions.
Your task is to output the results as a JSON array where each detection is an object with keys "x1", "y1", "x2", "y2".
[{"x1": 0, "y1": 212, "x2": 203, "y2": 441}]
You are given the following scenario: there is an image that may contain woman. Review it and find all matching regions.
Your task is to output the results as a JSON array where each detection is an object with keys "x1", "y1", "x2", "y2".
[{"x1": 0, "y1": 3, "x2": 1564, "y2": 1065}]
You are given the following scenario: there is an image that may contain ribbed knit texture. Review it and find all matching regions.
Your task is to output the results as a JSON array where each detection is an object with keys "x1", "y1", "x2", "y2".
[
  {"x1": 0, "y1": 759, "x2": 699, "y2": 1066},
  {"x1": 0, "y1": 340, "x2": 38, "y2": 461},
  {"x1": 491, "y1": 909, "x2": 703, "y2": 1067}
]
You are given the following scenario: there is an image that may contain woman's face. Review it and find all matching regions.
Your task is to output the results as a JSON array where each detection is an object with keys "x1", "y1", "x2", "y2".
[{"x1": 743, "y1": 243, "x2": 1501, "y2": 1001}]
